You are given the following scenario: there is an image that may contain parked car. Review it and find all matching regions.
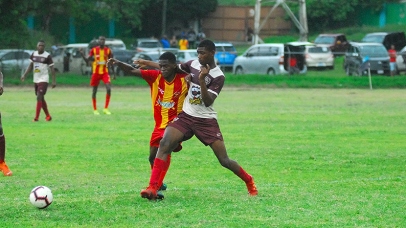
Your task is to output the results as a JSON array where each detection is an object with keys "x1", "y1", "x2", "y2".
[
  {"x1": 314, "y1": 33, "x2": 350, "y2": 56},
  {"x1": 396, "y1": 46, "x2": 406, "y2": 73},
  {"x1": 132, "y1": 38, "x2": 162, "y2": 53},
  {"x1": 214, "y1": 42, "x2": 238, "y2": 71},
  {"x1": 113, "y1": 49, "x2": 136, "y2": 76},
  {"x1": 0, "y1": 49, "x2": 33, "y2": 73},
  {"x1": 175, "y1": 49, "x2": 198, "y2": 63},
  {"x1": 361, "y1": 32, "x2": 406, "y2": 51},
  {"x1": 52, "y1": 43, "x2": 89, "y2": 75},
  {"x1": 232, "y1": 42, "x2": 306, "y2": 75},
  {"x1": 343, "y1": 42, "x2": 390, "y2": 76},
  {"x1": 304, "y1": 45, "x2": 334, "y2": 69},
  {"x1": 88, "y1": 38, "x2": 126, "y2": 50}
]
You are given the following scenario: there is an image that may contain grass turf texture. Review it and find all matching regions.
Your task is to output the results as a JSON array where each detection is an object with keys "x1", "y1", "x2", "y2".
[{"x1": 0, "y1": 87, "x2": 405, "y2": 227}]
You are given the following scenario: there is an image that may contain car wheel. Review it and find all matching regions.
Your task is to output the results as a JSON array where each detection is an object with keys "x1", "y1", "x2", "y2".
[
  {"x1": 235, "y1": 66, "x2": 244, "y2": 75},
  {"x1": 267, "y1": 68, "x2": 275, "y2": 75}
]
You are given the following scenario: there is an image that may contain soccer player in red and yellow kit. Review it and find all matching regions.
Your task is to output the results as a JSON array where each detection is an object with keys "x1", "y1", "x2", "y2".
[
  {"x1": 0, "y1": 71, "x2": 12, "y2": 176},
  {"x1": 108, "y1": 52, "x2": 188, "y2": 198},
  {"x1": 80, "y1": 36, "x2": 115, "y2": 115}
]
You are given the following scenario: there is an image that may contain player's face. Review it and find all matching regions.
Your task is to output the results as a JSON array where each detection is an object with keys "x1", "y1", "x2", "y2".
[
  {"x1": 98, "y1": 37, "x2": 106, "y2": 46},
  {"x1": 197, "y1": 47, "x2": 214, "y2": 65},
  {"x1": 159, "y1": 60, "x2": 176, "y2": 79},
  {"x1": 37, "y1": 42, "x2": 45, "y2": 53}
]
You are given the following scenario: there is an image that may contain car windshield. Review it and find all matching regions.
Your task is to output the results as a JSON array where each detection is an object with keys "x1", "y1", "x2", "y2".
[
  {"x1": 139, "y1": 41, "x2": 160, "y2": 48},
  {"x1": 314, "y1": 36, "x2": 335, "y2": 44},
  {"x1": 359, "y1": 45, "x2": 388, "y2": 57},
  {"x1": 187, "y1": 51, "x2": 198, "y2": 58},
  {"x1": 308, "y1": 46, "x2": 330, "y2": 53},
  {"x1": 361, "y1": 35, "x2": 385, "y2": 43}
]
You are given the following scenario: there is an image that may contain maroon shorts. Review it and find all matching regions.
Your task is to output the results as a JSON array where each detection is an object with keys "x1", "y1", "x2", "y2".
[
  {"x1": 90, "y1": 73, "x2": 111, "y2": 87},
  {"x1": 150, "y1": 127, "x2": 182, "y2": 152},
  {"x1": 34, "y1": 82, "x2": 48, "y2": 95},
  {"x1": 168, "y1": 112, "x2": 223, "y2": 146}
]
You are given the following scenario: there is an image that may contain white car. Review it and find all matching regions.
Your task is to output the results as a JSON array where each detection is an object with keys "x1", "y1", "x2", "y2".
[
  {"x1": 0, "y1": 49, "x2": 34, "y2": 73},
  {"x1": 233, "y1": 43, "x2": 307, "y2": 75},
  {"x1": 396, "y1": 46, "x2": 406, "y2": 73},
  {"x1": 52, "y1": 43, "x2": 90, "y2": 75},
  {"x1": 175, "y1": 49, "x2": 198, "y2": 63},
  {"x1": 305, "y1": 45, "x2": 334, "y2": 69}
]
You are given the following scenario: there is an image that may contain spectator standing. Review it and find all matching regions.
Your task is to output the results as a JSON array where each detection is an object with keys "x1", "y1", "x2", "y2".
[
  {"x1": 160, "y1": 36, "x2": 170, "y2": 49},
  {"x1": 388, "y1": 44, "x2": 397, "y2": 77},
  {"x1": 187, "y1": 28, "x2": 197, "y2": 49},
  {"x1": 178, "y1": 35, "x2": 189, "y2": 50},
  {"x1": 170, "y1": 35, "x2": 178, "y2": 48}
]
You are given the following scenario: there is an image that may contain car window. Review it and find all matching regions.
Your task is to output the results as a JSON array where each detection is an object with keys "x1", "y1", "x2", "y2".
[
  {"x1": 177, "y1": 52, "x2": 185, "y2": 60},
  {"x1": 1, "y1": 52, "x2": 16, "y2": 61},
  {"x1": 359, "y1": 45, "x2": 387, "y2": 57},
  {"x1": 308, "y1": 46, "x2": 329, "y2": 53},
  {"x1": 362, "y1": 35, "x2": 385, "y2": 43},
  {"x1": 315, "y1": 36, "x2": 335, "y2": 44},
  {"x1": 16, "y1": 51, "x2": 30, "y2": 59},
  {"x1": 223, "y1": 46, "x2": 235, "y2": 52},
  {"x1": 246, "y1": 47, "x2": 259, "y2": 56},
  {"x1": 139, "y1": 41, "x2": 160, "y2": 48}
]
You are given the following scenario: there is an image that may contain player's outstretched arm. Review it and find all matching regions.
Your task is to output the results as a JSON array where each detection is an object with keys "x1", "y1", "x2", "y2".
[
  {"x1": 108, "y1": 58, "x2": 142, "y2": 77},
  {"x1": 134, "y1": 59, "x2": 159, "y2": 69}
]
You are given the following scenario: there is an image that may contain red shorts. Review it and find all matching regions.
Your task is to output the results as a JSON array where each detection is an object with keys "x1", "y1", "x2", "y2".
[
  {"x1": 150, "y1": 127, "x2": 182, "y2": 152},
  {"x1": 34, "y1": 82, "x2": 48, "y2": 95},
  {"x1": 168, "y1": 112, "x2": 224, "y2": 146},
  {"x1": 90, "y1": 73, "x2": 111, "y2": 87}
]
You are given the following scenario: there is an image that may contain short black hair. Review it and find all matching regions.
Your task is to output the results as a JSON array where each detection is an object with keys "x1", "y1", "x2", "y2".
[
  {"x1": 198, "y1": 39, "x2": 215, "y2": 52},
  {"x1": 159, "y1": 52, "x2": 177, "y2": 64}
]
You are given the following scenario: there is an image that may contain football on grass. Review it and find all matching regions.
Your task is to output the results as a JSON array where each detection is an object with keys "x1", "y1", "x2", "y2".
[{"x1": 29, "y1": 186, "x2": 53, "y2": 209}]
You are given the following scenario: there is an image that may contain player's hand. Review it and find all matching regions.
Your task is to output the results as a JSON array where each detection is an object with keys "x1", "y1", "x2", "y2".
[
  {"x1": 52, "y1": 82, "x2": 56, "y2": 88},
  {"x1": 20, "y1": 75, "x2": 25, "y2": 82},
  {"x1": 199, "y1": 64, "x2": 210, "y2": 80},
  {"x1": 133, "y1": 59, "x2": 146, "y2": 69},
  {"x1": 107, "y1": 58, "x2": 118, "y2": 66},
  {"x1": 0, "y1": 87, "x2": 3, "y2": 95},
  {"x1": 185, "y1": 74, "x2": 191, "y2": 84}
]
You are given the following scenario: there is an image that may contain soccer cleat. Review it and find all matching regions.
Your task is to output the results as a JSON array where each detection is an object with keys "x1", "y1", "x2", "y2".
[
  {"x1": 33, "y1": 118, "x2": 38, "y2": 122},
  {"x1": 45, "y1": 116, "x2": 52, "y2": 121},
  {"x1": 103, "y1": 108, "x2": 111, "y2": 115},
  {"x1": 159, "y1": 183, "x2": 167, "y2": 191},
  {"x1": 246, "y1": 178, "x2": 258, "y2": 196},
  {"x1": 0, "y1": 161, "x2": 12, "y2": 176},
  {"x1": 93, "y1": 110, "x2": 100, "y2": 115},
  {"x1": 156, "y1": 191, "x2": 165, "y2": 200},
  {"x1": 140, "y1": 186, "x2": 158, "y2": 200}
]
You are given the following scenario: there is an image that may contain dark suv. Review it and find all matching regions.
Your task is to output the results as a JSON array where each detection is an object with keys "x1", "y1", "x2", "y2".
[
  {"x1": 314, "y1": 33, "x2": 350, "y2": 56},
  {"x1": 361, "y1": 32, "x2": 406, "y2": 51},
  {"x1": 343, "y1": 42, "x2": 390, "y2": 76}
]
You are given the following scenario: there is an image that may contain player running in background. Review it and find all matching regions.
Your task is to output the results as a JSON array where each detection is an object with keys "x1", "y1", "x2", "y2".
[
  {"x1": 0, "y1": 71, "x2": 13, "y2": 176},
  {"x1": 140, "y1": 40, "x2": 258, "y2": 200},
  {"x1": 80, "y1": 36, "x2": 115, "y2": 115},
  {"x1": 108, "y1": 52, "x2": 189, "y2": 198},
  {"x1": 21, "y1": 40, "x2": 56, "y2": 122}
]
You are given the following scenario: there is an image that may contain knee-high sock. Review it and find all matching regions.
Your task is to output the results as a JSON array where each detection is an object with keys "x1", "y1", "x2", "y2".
[
  {"x1": 92, "y1": 98, "x2": 97, "y2": 110},
  {"x1": 149, "y1": 158, "x2": 166, "y2": 188},
  {"x1": 42, "y1": 100, "x2": 50, "y2": 116},
  {"x1": 158, "y1": 154, "x2": 171, "y2": 187},
  {"x1": 35, "y1": 101, "x2": 42, "y2": 119},
  {"x1": 105, "y1": 94, "x2": 110, "y2": 109},
  {"x1": 0, "y1": 135, "x2": 5, "y2": 162},
  {"x1": 237, "y1": 167, "x2": 253, "y2": 183}
]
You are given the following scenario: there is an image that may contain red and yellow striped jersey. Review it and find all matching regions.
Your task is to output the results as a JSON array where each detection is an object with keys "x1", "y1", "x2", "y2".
[
  {"x1": 141, "y1": 70, "x2": 188, "y2": 129},
  {"x1": 89, "y1": 46, "x2": 112, "y2": 74}
]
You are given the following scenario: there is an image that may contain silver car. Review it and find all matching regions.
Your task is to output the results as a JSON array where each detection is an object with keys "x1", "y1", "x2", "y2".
[{"x1": 0, "y1": 49, "x2": 33, "y2": 73}]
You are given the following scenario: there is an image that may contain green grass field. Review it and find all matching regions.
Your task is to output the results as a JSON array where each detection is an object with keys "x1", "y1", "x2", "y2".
[{"x1": 1, "y1": 87, "x2": 405, "y2": 227}]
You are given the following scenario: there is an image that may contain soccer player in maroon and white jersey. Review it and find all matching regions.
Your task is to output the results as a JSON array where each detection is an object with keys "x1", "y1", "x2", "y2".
[
  {"x1": 140, "y1": 40, "x2": 258, "y2": 200},
  {"x1": 80, "y1": 36, "x2": 115, "y2": 115},
  {"x1": 21, "y1": 40, "x2": 56, "y2": 122},
  {"x1": 0, "y1": 71, "x2": 12, "y2": 176},
  {"x1": 108, "y1": 52, "x2": 188, "y2": 199}
]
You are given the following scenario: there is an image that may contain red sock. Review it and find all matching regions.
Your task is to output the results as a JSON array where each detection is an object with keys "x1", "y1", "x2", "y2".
[
  {"x1": 149, "y1": 158, "x2": 166, "y2": 188},
  {"x1": 92, "y1": 98, "x2": 97, "y2": 110},
  {"x1": 35, "y1": 101, "x2": 42, "y2": 120},
  {"x1": 158, "y1": 155, "x2": 171, "y2": 187},
  {"x1": 105, "y1": 94, "x2": 110, "y2": 109},
  {"x1": 0, "y1": 135, "x2": 5, "y2": 162},
  {"x1": 237, "y1": 167, "x2": 252, "y2": 183},
  {"x1": 42, "y1": 100, "x2": 50, "y2": 117}
]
